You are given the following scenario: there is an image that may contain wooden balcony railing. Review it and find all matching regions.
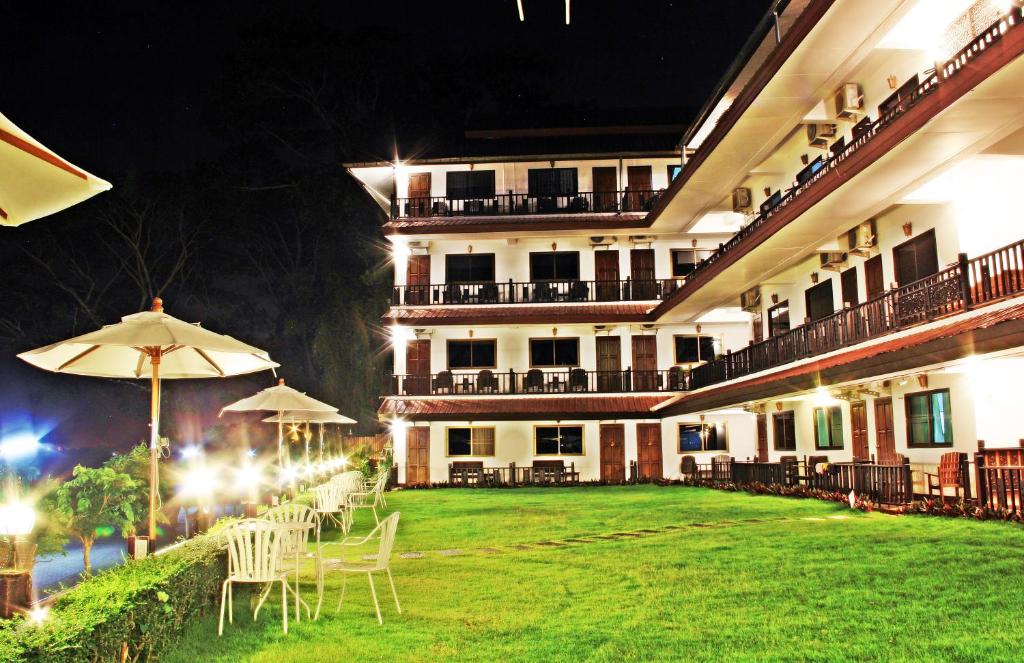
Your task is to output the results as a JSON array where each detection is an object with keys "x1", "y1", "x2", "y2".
[
  {"x1": 448, "y1": 462, "x2": 580, "y2": 487},
  {"x1": 388, "y1": 367, "x2": 688, "y2": 396},
  {"x1": 689, "y1": 237, "x2": 1024, "y2": 391},
  {"x1": 682, "y1": 8, "x2": 1023, "y2": 293},
  {"x1": 390, "y1": 189, "x2": 662, "y2": 219},
  {"x1": 393, "y1": 277, "x2": 685, "y2": 306}
]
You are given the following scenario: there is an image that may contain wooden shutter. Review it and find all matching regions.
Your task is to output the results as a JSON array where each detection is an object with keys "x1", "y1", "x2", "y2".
[
  {"x1": 599, "y1": 424, "x2": 626, "y2": 483},
  {"x1": 406, "y1": 428, "x2": 430, "y2": 485},
  {"x1": 631, "y1": 335, "x2": 658, "y2": 391},
  {"x1": 636, "y1": 423, "x2": 663, "y2": 480}
]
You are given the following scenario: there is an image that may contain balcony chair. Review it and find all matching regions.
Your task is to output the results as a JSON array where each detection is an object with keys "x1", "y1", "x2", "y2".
[
  {"x1": 524, "y1": 369, "x2": 545, "y2": 393},
  {"x1": 532, "y1": 282, "x2": 556, "y2": 302},
  {"x1": 433, "y1": 370, "x2": 454, "y2": 394},
  {"x1": 925, "y1": 452, "x2": 967, "y2": 501},
  {"x1": 667, "y1": 366, "x2": 685, "y2": 390},
  {"x1": 219, "y1": 520, "x2": 290, "y2": 636},
  {"x1": 568, "y1": 368, "x2": 589, "y2": 392},
  {"x1": 326, "y1": 512, "x2": 402, "y2": 625},
  {"x1": 431, "y1": 201, "x2": 448, "y2": 216},
  {"x1": 531, "y1": 459, "x2": 570, "y2": 484},
  {"x1": 567, "y1": 280, "x2": 589, "y2": 302},
  {"x1": 680, "y1": 455, "x2": 698, "y2": 480},
  {"x1": 711, "y1": 455, "x2": 733, "y2": 481},
  {"x1": 478, "y1": 282, "x2": 499, "y2": 303},
  {"x1": 264, "y1": 503, "x2": 320, "y2": 621},
  {"x1": 476, "y1": 369, "x2": 498, "y2": 393},
  {"x1": 568, "y1": 196, "x2": 589, "y2": 212},
  {"x1": 450, "y1": 461, "x2": 484, "y2": 486}
]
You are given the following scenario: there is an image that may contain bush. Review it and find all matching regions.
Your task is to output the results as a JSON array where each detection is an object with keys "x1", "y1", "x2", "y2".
[{"x1": 0, "y1": 520, "x2": 233, "y2": 662}]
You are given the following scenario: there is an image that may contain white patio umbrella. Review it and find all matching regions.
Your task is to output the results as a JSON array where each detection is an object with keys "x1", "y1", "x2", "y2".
[
  {"x1": 220, "y1": 380, "x2": 337, "y2": 474},
  {"x1": 0, "y1": 111, "x2": 112, "y2": 226},
  {"x1": 17, "y1": 298, "x2": 277, "y2": 541},
  {"x1": 262, "y1": 410, "x2": 357, "y2": 463}
]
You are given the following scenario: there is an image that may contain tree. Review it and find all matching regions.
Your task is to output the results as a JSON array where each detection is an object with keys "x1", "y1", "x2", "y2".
[
  {"x1": 104, "y1": 443, "x2": 169, "y2": 538},
  {"x1": 53, "y1": 466, "x2": 137, "y2": 575}
]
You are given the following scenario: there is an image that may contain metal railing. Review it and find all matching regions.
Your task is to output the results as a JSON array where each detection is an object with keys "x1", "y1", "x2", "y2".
[
  {"x1": 393, "y1": 277, "x2": 685, "y2": 306},
  {"x1": 389, "y1": 367, "x2": 688, "y2": 396},
  {"x1": 390, "y1": 189, "x2": 662, "y2": 219}
]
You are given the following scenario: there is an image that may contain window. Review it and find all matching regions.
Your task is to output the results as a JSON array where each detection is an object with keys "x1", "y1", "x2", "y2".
[
  {"x1": 805, "y1": 280, "x2": 834, "y2": 323},
  {"x1": 446, "y1": 427, "x2": 496, "y2": 456},
  {"x1": 529, "y1": 338, "x2": 579, "y2": 367},
  {"x1": 893, "y1": 229, "x2": 938, "y2": 286},
  {"x1": 813, "y1": 406, "x2": 844, "y2": 450},
  {"x1": 773, "y1": 411, "x2": 796, "y2": 451},
  {"x1": 445, "y1": 254, "x2": 495, "y2": 283},
  {"x1": 906, "y1": 389, "x2": 953, "y2": 447},
  {"x1": 670, "y1": 248, "x2": 713, "y2": 278},
  {"x1": 535, "y1": 425, "x2": 584, "y2": 455},
  {"x1": 667, "y1": 164, "x2": 682, "y2": 182},
  {"x1": 447, "y1": 340, "x2": 496, "y2": 369},
  {"x1": 674, "y1": 335, "x2": 718, "y2": 364},
  {"x1": 528, "y1": 168, "x2": 578, "y2": 197},
  {"x1": 445, "y1": 170, "x2": 495, "y2": 200},
  {"x1": 529, "y1": 252, "x2": 580, "y2": 281},
  {"x1": 768, "y1": 301, "x2": 790, "y2": 337},
  {"x1": 678, "y1": 423, "x2": 727, "y2": 452}
]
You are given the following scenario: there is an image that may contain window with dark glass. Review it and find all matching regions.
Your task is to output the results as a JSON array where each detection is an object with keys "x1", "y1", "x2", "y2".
[
  {"x1": 528, "y1": 168, "x2": 578, "y2": 197},
  {"x1": 678, "y1": 423, "x2": 725, "y2": 452},
  {"x1": 670, "y1": 249, "x2": 714, "y2": 278},
  {"x1": 447, "y1": 340, "x2": 496, "y2": 369},
  {"x1": 667, "y1": 164, "x2": 682, "y2": 182},
  {"x1": 805, "y1": 280, "x2": 835, "y2": 323},
  {"x1": 535, "y1": 425, "x2": 584, "y2": 455},
  {"x1": 529, "y1": 338, "x2": 579, "y2": 367},
  {"x1": 906, "y1": 389, "x2": 953, "y2": 447},
  {"x1": 813, "y1": 406, "x2": 844, "y2": 450},
  {"x1": 768, "y1": 301, "x2": 790, "y2": 337},
  {"x1": 773, "y1": 411, "x2": 796, "y2": 451},
  {"x1": 893, "y1": 229, "x2": 938, "y2": 286},
  {"x1": 446, "y1": 170, "x2": 495, "y2": 200},
  {"x1": 674, "y1": 335, "x2": 718, "y2": 364},
  {"x1": 529, "y1": 252, "x2": 580, "y2": 281},
  {"x1": 447, "y1": 427, "x2": 496, "y2": 456},
  {"x1": 445, "y1": 254, "x2": 495, "y2": 283}
]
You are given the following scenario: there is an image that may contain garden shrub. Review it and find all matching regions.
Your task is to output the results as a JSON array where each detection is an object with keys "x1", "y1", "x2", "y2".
[{"x1": 0, "y1": 519, "x2": 235, "y2": 663}]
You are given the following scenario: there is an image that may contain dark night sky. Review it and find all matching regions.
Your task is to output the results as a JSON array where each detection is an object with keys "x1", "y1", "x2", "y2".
[{"x1": 4, "y1": 0, "x2": 771, "y2": 175}]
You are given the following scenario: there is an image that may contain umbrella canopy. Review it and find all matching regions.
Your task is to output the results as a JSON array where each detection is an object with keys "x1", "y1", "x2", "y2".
[
  {"x1": 261, "y1": 411, "x2": 356, "y2": 425},
  {"x1": 18, "y1": 298, "x2": 277, "y2": 542},
  {"x1": 0, "y1": 111, "x2": 112, "y2": 226}
]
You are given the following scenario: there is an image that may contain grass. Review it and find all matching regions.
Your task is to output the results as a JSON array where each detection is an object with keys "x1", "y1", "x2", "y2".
[{"x1": 165, "y1": 486, "x2": 1024, "y2": 662}]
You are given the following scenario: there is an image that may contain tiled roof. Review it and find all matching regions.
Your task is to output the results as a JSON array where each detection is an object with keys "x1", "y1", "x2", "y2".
[
  {"x1": 384, "y1": 212, "x2": 649, "y2": 234},
  {"x1": 378, "y1": 395, "x2": 674, "y2": 420},
  {"x1": 385, "y1": 303, "x2": 653, "y2": 325}
]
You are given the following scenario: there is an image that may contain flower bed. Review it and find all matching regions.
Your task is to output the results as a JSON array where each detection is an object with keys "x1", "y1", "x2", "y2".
[
  {"x1": 680, "y1": 477, "x2": 877, "y2": 512},
  {"x1": 0, "y1": 521, "x2": 232, "y2": 662}
]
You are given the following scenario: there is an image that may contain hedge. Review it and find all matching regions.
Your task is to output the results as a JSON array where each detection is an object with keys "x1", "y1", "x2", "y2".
[{"x1": 0, "y1": 520, "x2": 234, "y2": 663}]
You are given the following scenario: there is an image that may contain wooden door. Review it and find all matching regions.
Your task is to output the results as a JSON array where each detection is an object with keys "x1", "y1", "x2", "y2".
[
  {"x1": 874, "y1": 397, "x2": 896, "y2": 463},
  {"x1": 593, "y1": 167, "x2": 618, "y2": 212},
  {"x1": 631, "y1": 335, "x2": 658, "y2": 391},
  {"x1": 405, "y1": 428, "x2": 430, "y2": 485},
  {"x1": 865, "y1": 255, "x2": 884, "y2": 299},
  {"x1": 636, "y1": 423, "x2": 663, "y2": 480},
  {"x1": 841, "y1": 267, "x2": 859, "y2": 307},
  {"x1": 407, "y1": 172, "x2": 431, "y2": 217},
  {"x1": 596, "y1": 336, "x2": 622, "y2": 392},
  {"x1": 599, "y1": 424, "x2": 626, "y2": 483},
  {"x1": 627, "y1": 165, "x2": 653, "y2": 211},
  {"x1": 595, "y1": 250, "x2": 620, "y2": 301},
  {"x1": 406, "y1": 255, "x2": 431, "y2": 305},
  {"x1": 630, "y1": 248, "x2": 656, "y2": 300},
  {"x1": 405, "y1": 339, "x2": 431, "y2": 395},
  {"x1": 850, "y1": 401, "x2": 869, "y2": 460},
  {"x1": 756, "y1": 413, "x2": 768, "y2": 462}
]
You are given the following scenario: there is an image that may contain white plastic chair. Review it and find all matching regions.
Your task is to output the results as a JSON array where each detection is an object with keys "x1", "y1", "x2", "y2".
[
  {"x1": 264, "y1": 503, "x2": 319, "y2": 621},
  {"x1": 348, "y1": 471, "x2": 388, "y2": 525},
  {"x1": 219, "y1": 519, "x2": 289, "y2": 636},
  {"x1": 314, "y1": 482, "x2": 349, "y2": 532},
  {"x1": 326, "y1": 512, "x2": 401, "y2": 624}
]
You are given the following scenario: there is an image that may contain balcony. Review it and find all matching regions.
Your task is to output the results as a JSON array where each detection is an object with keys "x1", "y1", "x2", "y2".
[
  {"x1": 390, "y1": 189, "x2": 662, "y2": 220},
  {"x1": 388, "y1": 367, "x2": 689, "y2": 397},
  {"x1": 689, "y1": 237, "x2": 1024, "y2": 391},
  {"x1": 392, "y1": 278, "x2": 685, "y2": 306}
]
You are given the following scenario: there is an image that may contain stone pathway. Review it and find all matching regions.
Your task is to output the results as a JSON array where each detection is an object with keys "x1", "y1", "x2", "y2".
[{"x1": 392, "y1": 514, "x2": 853, "y2": 561}]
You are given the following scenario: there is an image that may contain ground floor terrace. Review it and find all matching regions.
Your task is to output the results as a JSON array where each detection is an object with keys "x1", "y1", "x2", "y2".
[{"x1": 166, "y1": 485, "x2": 1024, "y2": 662}]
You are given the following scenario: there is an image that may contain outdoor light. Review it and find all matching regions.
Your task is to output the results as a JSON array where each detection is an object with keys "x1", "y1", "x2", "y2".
[
  {"x1": 180, "y1": 445, "x2": 203, "y2": 460},
  {"x1": 234, "y1": 463, "x2": 262, "y2": 494},
  {"x1": 393, "y1": 240, "x2": 411, "y2": 262},
  {"x1": 390, "y1": 326, "x2": 413, "y2": 346},
  {"x1": 180, "y1": 465, "x2": 218, "y2": 499},
  {"x1": 0, "y1": 433, "x2": 42, "y2": 461},
  {"x1": 0, "y1": 499, "x2": 36, "y2": 536},
  {"x1": 28, "y1": 606, "x2": 49, "y2": 625},
  {"x1": 280, "y1": 465, "x2": 298, "y2": 486},
  {"x1": 246, "y1": 448, "x2": 257, "y2": 458}
]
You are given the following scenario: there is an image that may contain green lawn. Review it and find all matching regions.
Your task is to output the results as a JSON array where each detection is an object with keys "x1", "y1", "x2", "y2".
[{"x1": 166, "y1": 486, "x2": 1024, "y2": 662}]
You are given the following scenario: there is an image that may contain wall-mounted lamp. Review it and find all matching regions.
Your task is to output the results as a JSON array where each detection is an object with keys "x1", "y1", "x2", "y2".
[
  {"x1": 467, "y1": 244, "x2": 474, "y2": 254},
  {"x1": 800, "y1": 154, "x2": 809, "y2": 165},
  {"x1": 771, "y1": 292, "x2": 779, "y2": 305},
  {"x1": 810, "y1": 272, "x2": 819, "y2": 284},
  {"x1": 917, "y1": 374, "x2": 929, "y2": 388},
  {"x1": 763, "y1": 187, "x2": 772, "y2": 197},
  {"x1": 887, "y1": 74, "x2": 898, "y2": 90},
  {"x1": 902, "y1": 222, "x2": 913, "y2": 237},
  {"x1": 551, "y1": 242, "x2": 558, "y2": 251}
]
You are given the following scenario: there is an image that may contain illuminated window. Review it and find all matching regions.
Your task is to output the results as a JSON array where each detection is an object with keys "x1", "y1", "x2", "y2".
[{"x1": 447, "y1": 428, "x2": 496, "y2": 456}]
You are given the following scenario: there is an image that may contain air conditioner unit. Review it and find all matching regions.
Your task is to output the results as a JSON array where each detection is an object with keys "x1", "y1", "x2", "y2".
[
  {"x1": 407, "y1": 240, "x2": 431, "y2": 250},
  {"x1": 739, "y1": 287, "x2": 761, "y2": 312},
  {"x1": 834, "y1": 83, "x2": 864, "y2": 121},
  {"x1": 845, "y1": 219, "x2": 877, "y2": 257},
  {"x1": 731, "y1": 187, "x2": 753, "y2": 213},
  {"x1": 629, "y1": 235, "x2": 654, "y2": 244},
  {"x1": 806, "y1": 123, "x2": 838, "y2": 149},
  {"x1": 819, "y1": 251, "x2": 847, "y2": 271}
]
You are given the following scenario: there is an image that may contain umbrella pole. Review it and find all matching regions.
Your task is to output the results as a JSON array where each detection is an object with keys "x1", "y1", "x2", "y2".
[
  {"x1": 148, "y1": 354, "x2": 161, "y2": 544},
  {"x1": 277, "y1": 413, "x2": 284, "y2": 482},
  {"x1": 304, "y1": 422, "x2": 311, "y2": 468},
  {"x1": 318, "y1": 423, "x2": 324, "y2": 465}
]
